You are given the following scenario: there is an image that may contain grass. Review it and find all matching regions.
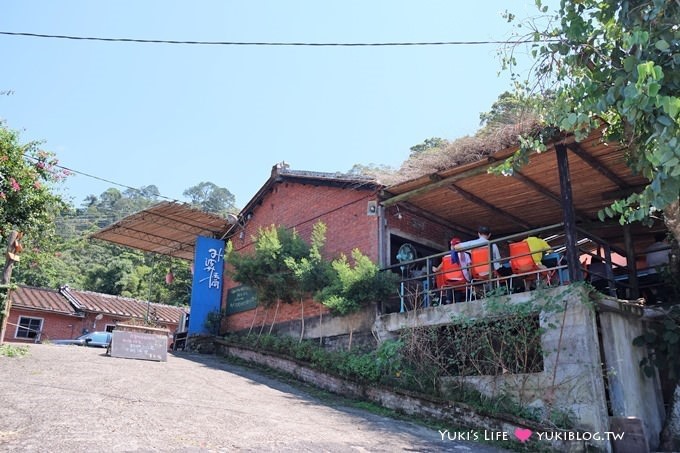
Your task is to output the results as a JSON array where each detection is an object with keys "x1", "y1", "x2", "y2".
[
  {"x1": 216, "y1": 353, "x2": 547, "y2": 452},
  {"x1": 0, "y1": 343, "x2": 29, "y2": 357}
]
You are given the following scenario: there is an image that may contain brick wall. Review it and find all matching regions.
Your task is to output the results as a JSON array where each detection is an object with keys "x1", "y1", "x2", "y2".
[
  {"x1": 5, "y1": 308, "x2": 178, "y2": 345},
  {"x1": 231, "y1": 182, "x2": 379, "y2": 261},
  {"x1": 224, "y1": 181, "x2": 378, "y2": 332},
  {"x1": 224, "y1": 297, "x2": 330, "y2": 333},
  {"x1": 384, "y1": 205, "x2": 463, "y2": 254},
  {"x1": 6, "y1": 308, "x2": 84, "y2": 343}
]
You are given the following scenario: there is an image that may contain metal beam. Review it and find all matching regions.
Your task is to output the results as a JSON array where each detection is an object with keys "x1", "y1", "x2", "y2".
[
  {"x1": 600, "y1": 184, "x2": 646, "y2": 200},
  {"x1": 94, "y1": 226, "x2": 194, "y2": 260},
  {"x1": 399, "y1": 202, "x2": 477, "y2": 237},
  {"x1": 623, "y1": 224, "x2": 639, "y2": 299},
  {"x1": 512, "y1": 171, "x2": 591, "y2": 220},
  {"x1": 447, "y1": 183, "x2": 533, "y2": 230},
  {"x1": 380, "y1": 164, "x2": 492, "y2": 206},
  {"x1": 556, "y1": 144, "x2": 583, "y2": 281},
  {"x1": 567, "y1": 143, "x2": 629, "y2": 189}
]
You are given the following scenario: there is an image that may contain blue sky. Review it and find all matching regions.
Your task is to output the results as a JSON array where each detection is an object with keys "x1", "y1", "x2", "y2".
[{"x1": 2, "y1": 1, "x2": 551, "y2": 210}]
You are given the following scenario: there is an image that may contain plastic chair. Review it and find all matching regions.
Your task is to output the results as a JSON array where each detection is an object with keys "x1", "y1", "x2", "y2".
[
  {"x1": 469, "y1": 247, "x2": 499, "y2": 297},
  {"x1": 435, "y1": 255, "x2": 471, "y2": 303},
  {"x1": 470, "y1": 247, "x2": 493, "y2": 280},
  {"x1": 509, "y1": 241, "x2": 543, "y2": 290}
]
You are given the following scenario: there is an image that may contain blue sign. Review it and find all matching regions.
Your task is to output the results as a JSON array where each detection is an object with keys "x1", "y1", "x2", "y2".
[{"x1": 188, "y1": 236, "x2": 225, "y2": 335}]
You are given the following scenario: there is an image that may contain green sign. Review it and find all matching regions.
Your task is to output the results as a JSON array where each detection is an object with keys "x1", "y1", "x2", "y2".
[{"x1": 225, "y1": 285, "x2": 258, "y2": 315}]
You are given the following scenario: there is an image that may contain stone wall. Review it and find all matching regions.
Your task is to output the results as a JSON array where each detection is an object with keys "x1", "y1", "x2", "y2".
[
  {"x1": 214, "y1": 341, "x2": 585, "y2": 452},
  {"x1": 375, "y1": 285, "x2": 611, "y2": 451}
]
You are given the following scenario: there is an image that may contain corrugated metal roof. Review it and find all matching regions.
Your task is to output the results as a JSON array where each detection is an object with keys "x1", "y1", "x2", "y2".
[
  {"x1": 62, "y1": 287, "x2": 186, "y2": 324},
  {"x1": 90, "y1": 201, "x2": 230, "y2": 261},
  {"x1": 11, "y1": 286, "x2": 79, "y2": 315}
]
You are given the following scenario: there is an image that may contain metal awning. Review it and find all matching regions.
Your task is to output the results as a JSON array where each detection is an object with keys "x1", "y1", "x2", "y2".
[{"x1": 90, "y1": 201, "x2": 230, "y2": 261}]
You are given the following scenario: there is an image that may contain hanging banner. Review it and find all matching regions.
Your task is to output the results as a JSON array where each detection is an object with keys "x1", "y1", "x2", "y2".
[{"x1": 188, "y1": 236, "x2": 225, "y2": 335}]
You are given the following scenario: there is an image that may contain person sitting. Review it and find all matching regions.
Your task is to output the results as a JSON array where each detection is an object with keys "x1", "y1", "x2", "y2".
[
  {"x1": 476, "y1": 226, "x2": 512, "y2": 278},
  {"x1": 433, "y1": 237, "x2": 471, "y2": 303},
  {"x1": 641, "y1": 232, "x2": 672, "y2": 303},
  {"x1": 588, "y1": 255, "x2": 611, "y2": 293},
  {"x1": 525, "y1": 235, "x2": 552, "y2": 269},
  {"x1": 644, "y1": 232, "x2": 670, "y2": 274}
]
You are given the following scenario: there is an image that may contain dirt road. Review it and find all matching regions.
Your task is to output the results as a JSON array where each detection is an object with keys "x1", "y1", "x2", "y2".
[{"x1": 0, "y1": 344, "x2": 509, "y2": 452}]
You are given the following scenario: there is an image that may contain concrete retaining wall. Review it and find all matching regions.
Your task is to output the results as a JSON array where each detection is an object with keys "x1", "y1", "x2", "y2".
[
  {"x1": 214, "y1": 340, "x2": 584, "y2": 452},
  {"x1": 375, "y1": 285, "x2": 611, "y2": 451},
  {"x1": 598, "y1": 298, "x2": 665, "y2": 450}
]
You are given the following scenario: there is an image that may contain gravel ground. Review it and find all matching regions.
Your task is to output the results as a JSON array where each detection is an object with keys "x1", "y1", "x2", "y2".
[{"x1": 0, "y1": 343, "x2": 510, "y2": 452}]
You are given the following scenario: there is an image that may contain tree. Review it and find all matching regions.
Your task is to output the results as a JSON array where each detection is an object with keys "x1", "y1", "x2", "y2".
[
  {"x1": 318, "y1": 249, "x2": 398, "y2": 317},
  {"x1": 228, "y1": 225, "x2": 311, "y2": 334},
  {"x1": 0, "y1": 125, "x2": 68, "y2": 248},
  {"x1": 0, "y1": 123, "x2": 68, "y2": 342},
  {"x1": 503, "y1": 2, "x2": 680, "y2": 447},
  {"x1": 284, "y1": 222, "x2": 334, "y2": 340},
  {"x1": 317, "y1": 248, "x2": 399, "y2": 349},
  {"x1": 183, "y1": 181, "x2": 237, "y2": 216},
  {"x1": 478, "y1": 88, "x2": 549, "y2": 132},
  {"x1": 408, "y1": 137, "x2": 447, "y2": 158},
  {"x1": 502, "y1": 0, "x2": 680, "y2": 237}
]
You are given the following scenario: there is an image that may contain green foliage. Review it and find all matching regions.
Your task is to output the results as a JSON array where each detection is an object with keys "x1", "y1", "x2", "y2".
[
  {"x1": 318, "y1": 249, "x2": 399, "y2": 315},
  {"x1": 223, "y1": 332, "x2": 569, "y2": 427},
  {"x1": 284, "y1": 222, "x2": 334, "y2": 297},
  {"x1": 408, "y1": 137, "x2": 447, "y2": 157},
  {"x1": 0, "y1": 135, "x2": 229, "y2": 304},
  {"x1": 204, "y1": 309, "x2": 226, "y2": 335},
  {"x1": 229, "y1": 224, "x2": 311, "y2": 306},
  {"x1": 182, "y1": 181, "x2": 237, "y2": 216},
  {"x1": 478, "y1": 87, "x2": 550, "y2": 131},
  {"x1": 0, "y1": 123, "x2": 68, "y2": 245},
  {"x1": 502, "y1": 0, "x2": 680, "y2": 226},
  {"x1": 0, "y1": 343, "x2": 29, "y2": 357},
  {"x1": 346, "y1": 163, "x2": 396, "y2": 179},
  {"x1": 230, "y1": 222, "x2": 397, "y2": 315},
  {"x1": 225, "y1": 333, "x2": 394, "y2": 385},
  {"x1": 633, "y1": 305, "x2": 680, "y2": 380}
]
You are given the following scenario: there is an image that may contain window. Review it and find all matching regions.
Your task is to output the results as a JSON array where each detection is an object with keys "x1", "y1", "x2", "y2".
[
  {"x1": 105, "y1": 324, "x2": 116, "y2": 333},
  {"x1": 89, "y1": 332, "x2": 111, "y2": 344},
  {"x1": 16, "y1": 316, "x2": 43, "y2": 339}
]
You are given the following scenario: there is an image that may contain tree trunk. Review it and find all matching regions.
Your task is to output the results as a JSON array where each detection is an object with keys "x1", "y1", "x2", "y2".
[
  {"x1": 664, "y1": 200, "x2": 680, "y2": 244},
  {"x1": 1, "y1": 260, "x2": 15, "y2": 286},
  {"x1": 1, "y1": 230, "x2": 21, "y2": 285},
  {"x1": 660, "y1": 385, "x2": 680, "y2": 452},
  {"x1": 248, "y1": 306, "x2": 259, "y2": 335},
  {"x1": 0, "y1": 286, "x2": 11, "y2": 344},
  {"x1": 268, "y1": 301, "x2": 280, "y2": 335},
  {"x1": 257, "y1": 309, "x2": 268, "y2": 338},
  {"x1": 299, "y1": 299, "x2": 305, "y2": 343},
  {"x1": 347, "y1": 328, "x2": 353, "y2": 351},
  {"x1": 660, "y1": 201, "x2": 680, "y2": 450},
  {"x1": 0, "y1": 231, "x2": 22, "y2": 344}
]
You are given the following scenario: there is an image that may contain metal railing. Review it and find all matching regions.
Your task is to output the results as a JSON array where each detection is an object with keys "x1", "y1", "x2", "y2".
[{"x1": 381, "y1": 224, "x2": 573, "y2": 314}]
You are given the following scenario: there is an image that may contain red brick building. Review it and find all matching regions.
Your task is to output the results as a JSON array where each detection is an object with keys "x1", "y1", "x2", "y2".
[
  {"x1": 222, "y1": 163, "x2": 456, "y2": 335},
  {"x1": 6, "y1": 285, "x2": 187, "y2": 344}
]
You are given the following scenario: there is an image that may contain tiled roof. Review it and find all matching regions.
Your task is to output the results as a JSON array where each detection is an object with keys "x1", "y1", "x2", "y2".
[
  {"x1": 11, "y1": 286, "x2": 79, "y2": 315},
  {"x1": 61, "y1": 287, "x2": 186, "y2": 324}
]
